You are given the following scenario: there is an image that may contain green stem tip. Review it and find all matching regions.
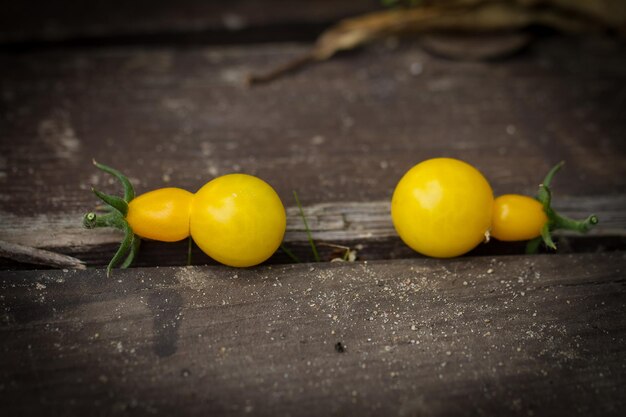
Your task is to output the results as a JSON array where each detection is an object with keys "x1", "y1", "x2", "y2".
[
  {"x1": 93, "y1": 159, "x2": 135, "y2": 202},
  {"x1": 106, "y1": 223, "x2": 135, "y2": 277},
  {"x1": 92, "y1": 188, "x2": 128, "y2": 216},
  {"x1": 83, "y1": 211, "x2": 127, "y2": 230}
]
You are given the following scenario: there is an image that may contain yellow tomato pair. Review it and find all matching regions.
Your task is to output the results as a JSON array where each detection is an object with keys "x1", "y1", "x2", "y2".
[
  {"x1": 126, "y1": 175, "x2": 286, "y2": 267},
  {"x1": 391, "y1": 158, "x2": 597, "y2": 258},
  {"x1": 84, "y1": 162, "x2": 286, "y2": 274}
]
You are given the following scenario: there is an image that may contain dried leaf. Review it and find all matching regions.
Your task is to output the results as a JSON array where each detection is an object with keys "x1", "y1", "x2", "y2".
[{"x1": 247, "y1": 0, "x2": 624, "y2": 85}]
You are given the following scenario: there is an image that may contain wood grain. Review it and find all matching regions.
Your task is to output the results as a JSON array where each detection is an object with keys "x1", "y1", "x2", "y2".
[
  {"x1": 1, "y1": 37, "x2": 625, "y2": 266},
  {"x1": 0, "y1": 0, "x2": 379, "y2": 44},
  {"x1": 1, "y1": 5, "x2": 624, "y2": 414},
  {"x1": 0, "y1": 196, "x2": 624, "y2": 268},
  {"x1": 1, "y1": 38, "x2": 625, "y2": 215},
  {"x1": 0, "y1": 240, "x2": 85, "y2": 269},
  {"x1": 1, "y1": 252, "x2": 624, "y2": 416}
]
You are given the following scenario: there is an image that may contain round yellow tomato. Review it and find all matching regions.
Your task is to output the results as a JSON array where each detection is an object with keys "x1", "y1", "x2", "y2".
[
  {"x1": 391, "y1": 158, "x2": 493, "y2": 258},
  {"x1": 491, "y1": 194, "x2": 548, "y2": 241},
  {"x1": 189, "y1": 174, "x2": 286, "y2": 267},
  {"x1": 126, "y1": 187, "x2": 193, "y2": 242}
]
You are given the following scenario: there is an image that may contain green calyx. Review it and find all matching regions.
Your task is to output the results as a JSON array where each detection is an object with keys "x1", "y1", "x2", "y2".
[
  {"x1": 526, "y1": 162, "x2": 599, "y2": 254},
  {"x1": 84, "y1": 160, "x2": 140, "y2": 276}
]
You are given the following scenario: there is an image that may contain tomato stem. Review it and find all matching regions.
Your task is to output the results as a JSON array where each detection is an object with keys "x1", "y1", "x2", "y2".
[
  {"x1": 93, "y1": 159, "x2": 135, "y2": 202},
  {"x1": 83, "y1": 211, "x2": 126, "y2": 230},
  {"x1": 542, "y1": 161, "x2": 564, "y2": 189},
  {"x1": 540, "y1": 223, "x2": 557, "y2": 250},
  {"x1": 534, "y1": 161, "x2": 598, "y2": 251},
  {"x1": 107, "y1": 223, "x2": 134, "y2": 277},
  {"x1": 92, "y1": 188, "x2": 128, "y2": 216},
  {"x1": 84, "y1": 161, "x2": 141, "y2": 276},
  {"x1": 552, "y1": 213, "x2": 599, "y2": 234},
  {"x1": 120, "y1": 235, "x2": 141, "y2": 269}
]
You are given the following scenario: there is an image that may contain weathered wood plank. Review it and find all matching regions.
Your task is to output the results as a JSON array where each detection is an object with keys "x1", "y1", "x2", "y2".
[
  {"x1": 0, "y1": 0, "x2": 379, "y2": 44},
  {"x1": 1, "y1": 37, "x2": 624, "y2": 266},
  {"x1": 2, "y1": 196, "x2": 624, "y2": 249},
  {"x1": 1, "y1": 252, "x2": 625, "y2": 416},
  {"x1": 1, "y1": 38, "x2": 624, "y2": 216},
  {"x1": 0, "y1": 239, "x2": 86, "y2": 269}
]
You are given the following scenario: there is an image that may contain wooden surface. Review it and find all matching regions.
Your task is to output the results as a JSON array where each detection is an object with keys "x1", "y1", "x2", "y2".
[
  {"x1": 1, "y1": 253, "x2": 625, "y2": 416},
  {"x1": 2, "y1": 37, "x2": 625, "y2": 208},
  {"x1": 0, "y1": 0, "x2": 378, "y2": 45},
  {"x1": 1, "y1": 2, "x2": 626, "y2": 414},
  {"x1": 1, "y1": 36, "x2": 625, "y2": 267}
]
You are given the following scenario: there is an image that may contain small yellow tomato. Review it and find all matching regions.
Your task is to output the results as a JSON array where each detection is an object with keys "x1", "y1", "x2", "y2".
[
  {"x1": 126, "y1": 188, "x2": 193, "y2": 242},
  {"x1": 491, "y1": 194, "x2": 548, "y2": 241},
  {"x1": 189, "y1": 174, "x2": 286, "y2": 267},
  {"x1": 391, "y1": 158, "x2": 493, "y2": 258}
]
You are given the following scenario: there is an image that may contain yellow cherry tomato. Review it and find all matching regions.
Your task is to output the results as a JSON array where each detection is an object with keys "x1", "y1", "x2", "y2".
[
  {"x1": 126, "y1": 188, "x2": 193, "y2": 242},
  {"x1": 391, "y1": 158, "x2": 493, "y2": 258},
  {"x1": 189, "y1": 174, "x2": 286, "y2": 267},
  {"x1": 491, "y1": 194, "x2": 548, "y2": 241}
]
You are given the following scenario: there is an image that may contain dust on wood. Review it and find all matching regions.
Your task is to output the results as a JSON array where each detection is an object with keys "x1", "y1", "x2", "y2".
[{"x1": 1, "y1": 252, "x2": 624, "y2": 415}]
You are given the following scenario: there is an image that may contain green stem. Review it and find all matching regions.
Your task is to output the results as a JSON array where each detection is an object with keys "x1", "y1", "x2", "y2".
[
  {"x1": 83, "y1": 211, "x2": 127, "y2": 230},
  {"x1": 542, "y1": 161, "x2": 564, "y2": 188},
  {"x1": 120, "y1": 235, "x2": 141, "y2": 269},
  {"x1": 107, "y1": 223, "x2": 134, "y2": 277},
  {"x1": 92, "y1": 188, "x2": 128, "y2": 216},
  {"x1": 93, "y1": 160, "x2": 135, "y2": 202},
  {"x1": 85, "y1": 161, "x2": 142, "y2": 273},
  {"x1": 293, "y1": 191, "x2": 320, "y2": 262},
  {"x1": 540, "y1": 224, "x2": 557, "y2": 250},
  {"x1": 532, "y1": 161, "x2": 598, "y2": 252},
  {"x1": 538, "y1": 184, "x2": 552, "y2": 212},
  {"x1": 537, "y1": 161, "x2": 563, "y2": 206},
  {"x1": 552, "y1": 213, "x2": 599, "y2": 234}
]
